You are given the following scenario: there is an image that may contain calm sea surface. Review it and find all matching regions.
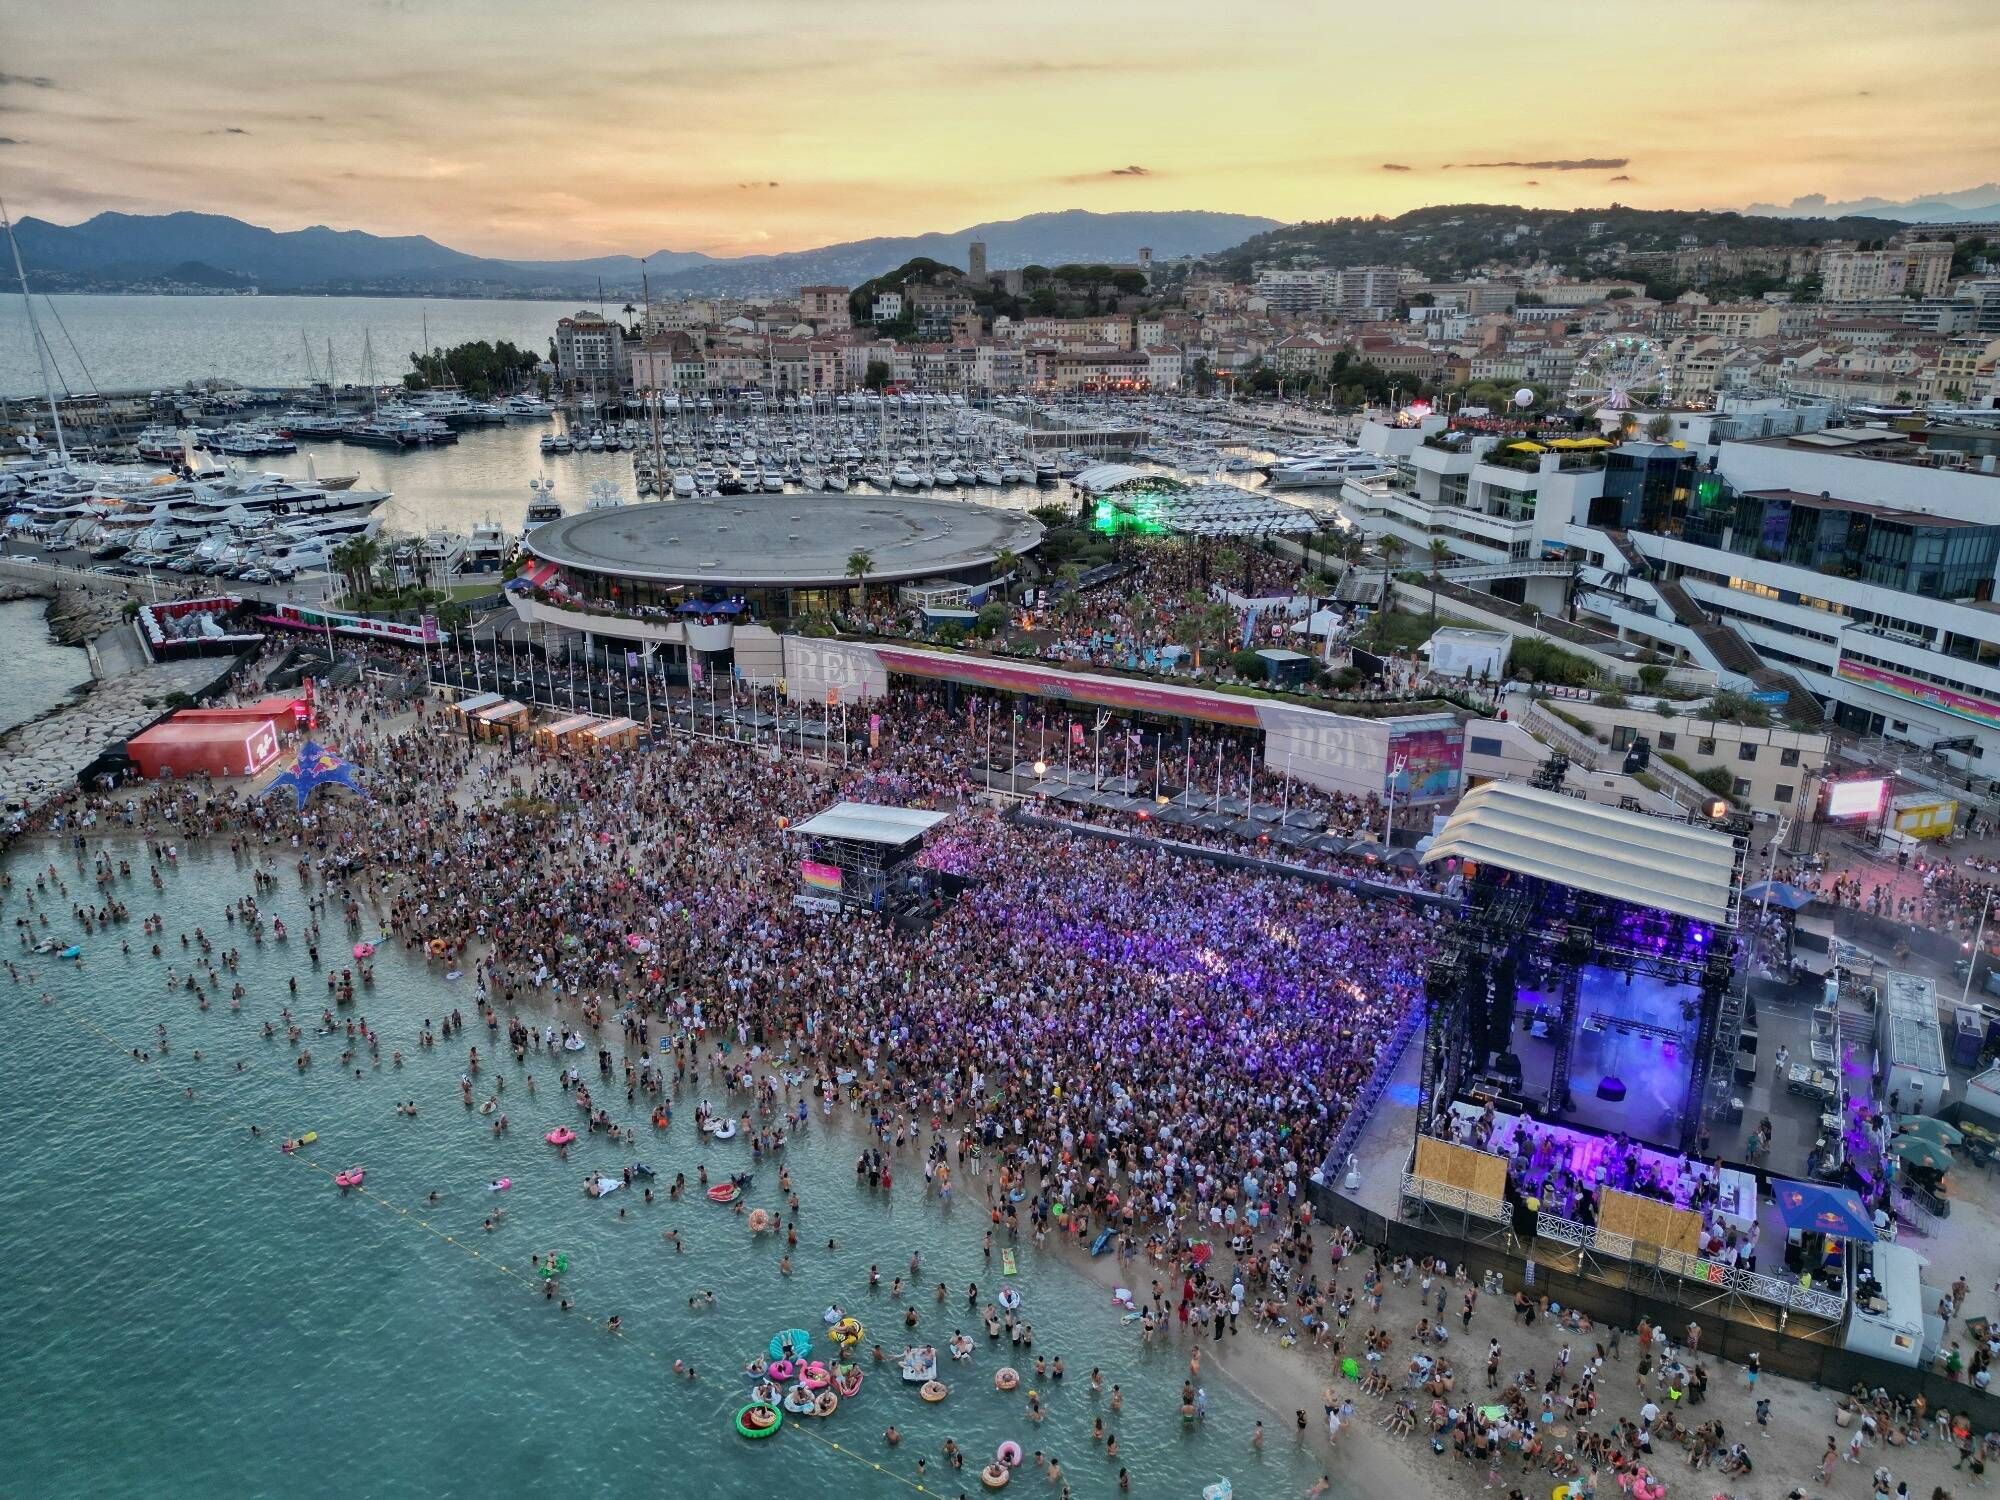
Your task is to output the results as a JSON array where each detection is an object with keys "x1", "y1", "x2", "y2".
[
  {"x1": 0, "y1": 294, "x2": 586, "y2": 398},
  {"x1": 0, "y1": 840, "x2": 1340, "y2": 1499},
  {"x1": 0, "y1": 597, "x2": 92, "y2": 735}
]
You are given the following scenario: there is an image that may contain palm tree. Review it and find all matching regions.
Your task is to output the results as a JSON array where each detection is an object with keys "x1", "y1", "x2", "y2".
[
  {"x1": 1375, "y1": 535, "x2": 1405, "y2": 642},
  {"x1": 329, "y1": 535, "x2": 382, "y2": 608},
  {"x1": 992, "y1": 547, "x2": 1019, "y2": 601},
  {"x1": 844, "y1": 548, "x2": 874, "y2": 608},
  {"x1": 1426, "y1": 537, "x2": 1452, "y2": 623}
]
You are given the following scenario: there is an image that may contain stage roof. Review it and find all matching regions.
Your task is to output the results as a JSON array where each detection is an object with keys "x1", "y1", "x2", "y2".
[
  {"x1": 1421, "y1": 781, "x2": 1738, "y2": 927},
  {"x1": 791, "y1": 802, "x2": 950, "y2": 845}
]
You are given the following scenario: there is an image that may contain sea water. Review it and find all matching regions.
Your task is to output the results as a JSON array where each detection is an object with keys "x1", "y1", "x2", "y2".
[
  {"x1": 0, "y1": 295, "x2": 583, "y2": 398},
  {"x1": 0, "y1": 840, "x2": 1339, "y2": 1499},
  {"x1": 0, "y1": 598, "x2": 92, "y2": 736}
]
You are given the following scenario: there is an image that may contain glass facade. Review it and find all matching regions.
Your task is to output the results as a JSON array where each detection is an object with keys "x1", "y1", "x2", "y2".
[
  {"x1": 1588, "y1": 446, "x2": 1698, "y2": 534},
  {"x1": 1680, "y1": 487, "x2": 1999, "y2": 601}
]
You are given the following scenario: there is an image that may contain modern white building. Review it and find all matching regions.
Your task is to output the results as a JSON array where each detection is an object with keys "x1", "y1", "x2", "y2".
[{"x1": 1349, "y1": 410, "x2": 2000, "y2": 771}]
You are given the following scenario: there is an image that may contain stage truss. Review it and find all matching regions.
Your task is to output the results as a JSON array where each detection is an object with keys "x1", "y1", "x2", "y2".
[{"x1": 1415, "y1": 779, "x2": 1753, "y2": 1156}]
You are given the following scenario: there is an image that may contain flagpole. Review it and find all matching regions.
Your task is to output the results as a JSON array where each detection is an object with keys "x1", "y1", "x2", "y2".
[{"x1": 567, "y1": 636, "x2": 577, "y2": 713}]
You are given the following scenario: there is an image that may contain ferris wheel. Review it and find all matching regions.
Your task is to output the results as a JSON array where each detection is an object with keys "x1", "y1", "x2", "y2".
[{"x1": 1568, "y1": 334, "x2": 1672, "y2": 411}]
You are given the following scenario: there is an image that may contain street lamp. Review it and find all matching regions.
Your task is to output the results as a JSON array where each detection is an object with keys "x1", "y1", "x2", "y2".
[{"x1": 1964, "y1": 886, "x2": 1995, "y2": 1004}]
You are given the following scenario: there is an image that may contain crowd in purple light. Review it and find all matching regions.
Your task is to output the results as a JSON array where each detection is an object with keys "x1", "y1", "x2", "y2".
[{"x1": 40, "y1": 653, "x2": 1439, "y2": 1248}]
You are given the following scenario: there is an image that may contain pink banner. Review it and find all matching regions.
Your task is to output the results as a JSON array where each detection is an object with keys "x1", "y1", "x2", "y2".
[
  {"x1": 1838, "y1": 658, "x2": 2000, "y2": 732},
  {"x1": 873, "y1": 645, "x2": 1264, "y2": 729}
]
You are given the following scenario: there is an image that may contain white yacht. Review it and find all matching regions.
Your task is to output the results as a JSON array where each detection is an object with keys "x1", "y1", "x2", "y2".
[
  {"x1": 1266, "y1": 450, "x2": 1391, "y2": 488},
  {"x1": 460, "y1": 520, "x2": 511, "y2": 574},
  {"x1": 134, "y1": 426, "x2": 185, "y2": 464},
  {"x1": 672, "y1": 472, "x2": 697, "y2": 499},
  {"x1": 891, "y1": 462, "x2": 920, "y2": 489}
]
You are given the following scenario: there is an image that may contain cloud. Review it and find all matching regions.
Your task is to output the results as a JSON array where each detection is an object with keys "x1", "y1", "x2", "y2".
[
  {"x1": 1451, "y1": 157, "x2": 1630, "y2": 171},
  {"x1": 736, "y1": 180, "x2": 780, "y2": 189},
  {"x1": 1609, "y1": 174, "x2": 1632, "y2": 182},
  {"x1": 1060, "y1": 164, "x2": 1153, "y2": 184},
  {"x1": 1525, "y1": 180, "x2": 1540, "y2": 187},
  {"x1": 0, "y1": 136, "x2": 22, "y2": 147},
  {"x1": 1379, "y1": 163, "x2": 1412, "y2": 172},
  {"x1": 0, "y1": 73, "x2": 57, "y2": 90},
  {"x1": 205, "y1": 126, "x2": 252, "y2": 136}
]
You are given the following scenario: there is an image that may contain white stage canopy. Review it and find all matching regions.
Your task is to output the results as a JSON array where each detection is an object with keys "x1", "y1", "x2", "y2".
[
  {"x1": 790, "y1": 802, "x2": 951, "y2": 845},
  {"x1": 1421, "y1": 781, "x2": 1738, "y2": 927}
]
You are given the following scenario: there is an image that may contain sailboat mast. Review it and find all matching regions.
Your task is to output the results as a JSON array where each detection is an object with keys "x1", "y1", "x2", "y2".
[{"x1": 1, "y1": 195, "x2": 69, "y2": 463}]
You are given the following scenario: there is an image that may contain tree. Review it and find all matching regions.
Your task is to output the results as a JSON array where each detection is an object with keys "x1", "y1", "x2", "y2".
[
  {"x1": 844, "y1": 548, "x2": 874, "y2": 606},
  {"x1": 1426, "y1": 537, "x2": 1452, "y2": 623},
  {"x1": 1189, "y1": 357, "x2": 1216, "y2": 397},
  {"x1": 991, "y1": 548, "x2": 1019, "y2": 600},
  {"x1": 1645, "y1": 414, "x2": 1673, "y2": 441},
  {"x1": 329, "y1": 535, "x2": 382, "y2": 608},
  {"x1": 863, "y1": 360, "x2": 890, "y2": 392},
  {"x1": 1377, "y1": 533, "x2": 1405, "y2": 599}
]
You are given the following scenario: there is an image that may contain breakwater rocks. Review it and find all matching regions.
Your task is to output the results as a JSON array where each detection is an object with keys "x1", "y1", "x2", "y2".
[
  {"x1": 47, "y1": 584, "x2": 131, "y2": 646},
  {"x1": 0, "y1": 577, "x2": 130, "y2": 644},
  {"x1": 0, "y1": 658, "x2": 218, "y2": 818}
]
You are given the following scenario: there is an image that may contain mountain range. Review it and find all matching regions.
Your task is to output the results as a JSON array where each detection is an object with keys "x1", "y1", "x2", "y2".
[
  {"x1": 11, "y1": 209, "x2": 1280, "y2": 298},
  {"x1": 1743, "y1": 184, "x2": 2000, "y2": 225}
]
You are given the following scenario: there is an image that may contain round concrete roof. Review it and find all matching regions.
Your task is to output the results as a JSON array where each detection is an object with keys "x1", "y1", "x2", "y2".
[{"x1": 524, "y1": 493, "x2": 1045, "y2": 588}]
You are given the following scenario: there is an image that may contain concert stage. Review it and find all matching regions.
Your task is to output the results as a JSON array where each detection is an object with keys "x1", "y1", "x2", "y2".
[
  {"x1": 1513, "y1": 967, "x2": 1699, "y2": 1146},
  {"x1": 787, "y1": 801, "x2": 953, "y2": 923},
  {"x1": 1413, "y1": 779, "x2": 1750, "y2": 1159}
]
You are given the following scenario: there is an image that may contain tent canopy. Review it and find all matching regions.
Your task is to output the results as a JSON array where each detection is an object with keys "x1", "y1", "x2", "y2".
[
  {"x1": 1745, "y1": 880, "x2": 1817, "y2": 912},
  {"x1": 1769, "y1": 1178, "x2": 1876, "y2": 1240},
  {"x1": 1422, "y1": 781, "x2": 1738, "y2": 927},
  {"x1": 790, "y1": 802, "x2": 950, "y2": 845}
]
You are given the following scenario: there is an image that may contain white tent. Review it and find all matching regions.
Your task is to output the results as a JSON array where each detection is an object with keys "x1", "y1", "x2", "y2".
[
  {"x1": 790, "y1": 802, "x2": 950, "y2": 845},
  {"x1": 1289, "y1": 608, "x2": 1343, "y2": 640},
  {"x1": 1421, "y1": 781, "x2": 1738, "y2": 926}
]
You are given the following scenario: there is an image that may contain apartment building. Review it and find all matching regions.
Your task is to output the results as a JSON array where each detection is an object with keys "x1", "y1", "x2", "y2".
[
  {"x1": 553, "y1": 312, "x2": 626, "y2": 389},
  {"x1": 1254, "y1": 269, "x2": 1331, "y2": 313},
  {"x1": 798, "y1": 285, "x2": 852, "y2": 332},
  {"x1": 1821, "y1": 239, "x2": 1954, "y2": 302}
]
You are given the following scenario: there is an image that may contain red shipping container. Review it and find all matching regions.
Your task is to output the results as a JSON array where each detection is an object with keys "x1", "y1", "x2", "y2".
[{"x1": 127, "y1": 717, "x2": 282, "y2": 780}]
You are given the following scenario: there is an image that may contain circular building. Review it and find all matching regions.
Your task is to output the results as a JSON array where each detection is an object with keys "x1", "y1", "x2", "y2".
[{"x1": 522, "y1": 493, "x2": 1045, "y2": 619}]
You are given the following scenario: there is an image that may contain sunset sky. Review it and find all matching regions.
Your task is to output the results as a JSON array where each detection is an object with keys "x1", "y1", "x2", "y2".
[{"x1": 6, "y1": 0, "x2": 1996, "y2": 259}]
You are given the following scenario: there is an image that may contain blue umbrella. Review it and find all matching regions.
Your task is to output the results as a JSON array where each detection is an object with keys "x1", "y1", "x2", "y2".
[
  {"x1": 1745, "y1": 881, "x2": 1817, "y2": 912},
  {"x1": 1770, "y1": 1178, "x2": 1876, "y2": 1240}
]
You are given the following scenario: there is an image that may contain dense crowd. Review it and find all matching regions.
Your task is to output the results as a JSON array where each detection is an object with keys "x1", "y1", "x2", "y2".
[{"x1": 40, "y1": 660, "x2": 1437, "y2": 1258}]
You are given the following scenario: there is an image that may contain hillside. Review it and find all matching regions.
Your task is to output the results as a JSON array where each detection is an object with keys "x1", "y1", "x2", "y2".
[
  {"x1": 647, "y1": 210, "x2": 1280, "y2": 294},
  {"x1": 1206, "y1": 203, "x2": 1912, "y2": 280},
  {"x1": 14, "y1": 208, "x2": 1277, "y2": 298}
]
